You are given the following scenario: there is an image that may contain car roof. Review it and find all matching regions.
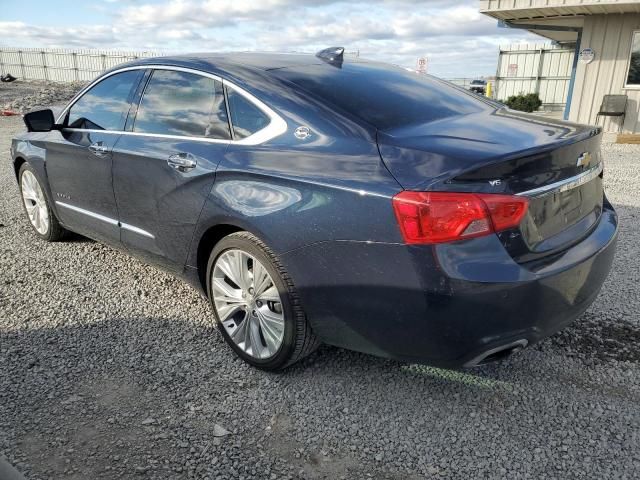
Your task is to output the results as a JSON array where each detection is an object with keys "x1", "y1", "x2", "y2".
[
  {"x1": 113, "y1": 52, "x2": 383, "y2": 134},
  {"x1": 124, "y1": 52, "x2": 357, "y2": 74}
]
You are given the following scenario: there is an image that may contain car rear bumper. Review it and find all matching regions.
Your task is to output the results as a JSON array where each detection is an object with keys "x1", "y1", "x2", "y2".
[{"x1": 281, "y1": 204, "x2": 618, "y2": 368}]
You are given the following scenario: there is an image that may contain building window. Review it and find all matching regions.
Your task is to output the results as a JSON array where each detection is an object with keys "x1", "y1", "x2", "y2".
[{"x1": 626, "y1": 31, "x2": 640, "y2": 87}]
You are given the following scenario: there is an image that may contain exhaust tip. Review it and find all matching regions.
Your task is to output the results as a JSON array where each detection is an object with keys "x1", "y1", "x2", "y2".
[{"x1": 464, "y1": 339, "x2": 528, "y2": 368}]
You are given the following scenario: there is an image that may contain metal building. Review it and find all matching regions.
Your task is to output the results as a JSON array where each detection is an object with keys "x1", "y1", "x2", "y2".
[{"x1": 480, "y1": 0, "x2": 640, "y2": 134}]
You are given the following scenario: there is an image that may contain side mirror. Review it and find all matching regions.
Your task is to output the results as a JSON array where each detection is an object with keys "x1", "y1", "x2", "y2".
[{"x1": 23, "y1": 109, "x2": 58, "y2": 132}]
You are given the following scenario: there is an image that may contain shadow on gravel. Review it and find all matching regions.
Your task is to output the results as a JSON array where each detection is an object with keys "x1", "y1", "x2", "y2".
[
  {"x1": 63, "y1": 231, "x2": 93, "y2": 243},
  {"x1": 1, "y1": 312, "x2": 639, "y2": 479},
  {"x1": 1, "y1": 203, "x2": 638, "y2": 478}
]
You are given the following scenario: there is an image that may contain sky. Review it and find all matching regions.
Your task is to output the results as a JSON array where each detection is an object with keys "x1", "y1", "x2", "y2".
[{"x1": 0, "y1": 0, "x2": 538, "y2": 78}]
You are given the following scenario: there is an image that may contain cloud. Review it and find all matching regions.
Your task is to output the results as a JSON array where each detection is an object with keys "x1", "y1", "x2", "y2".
[
  {"x1": 117, "y1": 0, "x2": 302, "y2": 28},
  {"x1": 0, "y1": 0, "x2": 539, "y2": 77},
  {"x1": 0, "y1": 21, "x2": 117, "y2": 47}
]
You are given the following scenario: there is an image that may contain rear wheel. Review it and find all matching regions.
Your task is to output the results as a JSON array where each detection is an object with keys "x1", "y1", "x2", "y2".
[
  {"x1": 18, "y1": 163, "x2": 66, "y2": 241},
  {"x1": 206, "y1": 231, "x2": 320, "y2": 370}
]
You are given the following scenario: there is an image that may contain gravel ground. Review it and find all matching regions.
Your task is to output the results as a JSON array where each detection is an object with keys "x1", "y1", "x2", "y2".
[
  {"x1": 0, "y1": 80, "x2": 85, "y2": 113},
  {"x1": 1, "y1": 110, "x2": 639, "y2": 479}
]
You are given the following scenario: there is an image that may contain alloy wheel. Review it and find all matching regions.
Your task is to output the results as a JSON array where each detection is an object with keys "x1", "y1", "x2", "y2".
[
  {"x1": 211, "y1": 249, "x2": 285, "y2": 359},
  {"x1": 21, "y1": 170, "x2": 49, "y2": 235}
]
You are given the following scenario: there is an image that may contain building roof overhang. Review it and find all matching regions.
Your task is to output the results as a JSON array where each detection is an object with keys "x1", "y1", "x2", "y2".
[
  {"x1": 480, "y1": 1, "x2": 640, "y2": 22},
  {"x1": 480, "y1": 1, "x2": 640, "y2": 42}
]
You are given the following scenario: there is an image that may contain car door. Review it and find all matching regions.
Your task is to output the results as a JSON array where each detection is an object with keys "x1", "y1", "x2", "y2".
[
  {"x1": 111, "y1": 68, "x2": 231, "y2": 271},
  {"x1": 45, "y1": 69, "x2": 144, "y2": 244}
]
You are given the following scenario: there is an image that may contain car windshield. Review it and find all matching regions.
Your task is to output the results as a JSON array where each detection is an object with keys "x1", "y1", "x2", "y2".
[
  {"x1": 272, "y1": 61, "x2": 489, "y2": 130},
  {"x1": 471, "y1": 80, "x2": 486, "y2": 85}
]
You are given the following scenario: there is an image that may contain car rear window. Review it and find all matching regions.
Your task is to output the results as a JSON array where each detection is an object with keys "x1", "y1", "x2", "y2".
[
  {"x1": 225, "y1": 87, "x2": 270, "y2": 140},
  {"x1": 273, "y1": 61, "x2": 488, "y2": 130}
]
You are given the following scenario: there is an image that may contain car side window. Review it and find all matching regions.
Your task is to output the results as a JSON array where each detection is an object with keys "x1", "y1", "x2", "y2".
[
  {"x1": 67, "y1": 70, "x2": 141, "y2": 131},
  {"x1": 226, "y1": 87, "x2": 270, "y2": 140},
  {"x1": 133, "y1": 70, "x2": 231, "y2": 140}
]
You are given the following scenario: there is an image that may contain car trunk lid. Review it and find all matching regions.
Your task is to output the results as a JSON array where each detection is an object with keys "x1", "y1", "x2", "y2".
[{"x1": 377, "y1": 108, "x2": 604, "y2": 259}]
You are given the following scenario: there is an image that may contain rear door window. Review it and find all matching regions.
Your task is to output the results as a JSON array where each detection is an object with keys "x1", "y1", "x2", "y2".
[
  {"x1": 226, "y1": 87, "x2": 270, "y2": 140},
  {"x1": 133, "y1": 69, "x2": 231, "y2": 140},
  {"x1": 67, "y1": 70, "x2": 141, "y2": 130}
]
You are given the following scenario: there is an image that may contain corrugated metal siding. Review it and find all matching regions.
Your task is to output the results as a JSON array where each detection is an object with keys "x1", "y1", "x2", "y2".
[
  {"x1": 480, "y1": 0, "x2": 640, "y2": 19},
  {"x1": 0, "y1": 47, "x2": 164, "y2": 82},
  {"x1": 569, "y1": 13, "x2": 640, "y2": 132},
  {"x1": 495, "y1": 43, "x2": 574, "y2": 109},
  {"x1": 482, "y1": 0, "x2": 640, "y2": 7}
]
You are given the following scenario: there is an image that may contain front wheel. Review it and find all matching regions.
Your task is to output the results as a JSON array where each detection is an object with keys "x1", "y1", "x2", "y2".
[
  {"x1": 18, "y1": 163, "x2": 66, "y2": 241},
  {"x1": 206, "y1": 231, "x2": 320, "y2": 370}
]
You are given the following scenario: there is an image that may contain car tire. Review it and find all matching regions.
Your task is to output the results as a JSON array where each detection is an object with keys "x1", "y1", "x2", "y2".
[
  {"x1": 206, "y1": 231, "x2": 320, "y2": 370},
  {"x1": 18, "y1": 163, "x2": 67, "y2": 242}
]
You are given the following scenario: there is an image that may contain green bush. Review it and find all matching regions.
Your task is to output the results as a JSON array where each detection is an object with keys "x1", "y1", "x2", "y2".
[{"x1": 504, "y1": 93, "x2": 543, "y2": 113}]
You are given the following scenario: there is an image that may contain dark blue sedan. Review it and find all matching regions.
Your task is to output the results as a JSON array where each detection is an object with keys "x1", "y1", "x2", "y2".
[{"x1": 11, "y1": 48, "x2": 617, "y2": 370}]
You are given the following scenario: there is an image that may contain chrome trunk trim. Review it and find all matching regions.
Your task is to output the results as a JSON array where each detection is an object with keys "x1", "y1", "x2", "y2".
[{"x1": 517, "y1": 162, "x2": 603, "y2": 198}]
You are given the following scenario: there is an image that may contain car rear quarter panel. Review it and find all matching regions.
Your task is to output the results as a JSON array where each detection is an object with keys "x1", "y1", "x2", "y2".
[
  {"x1": 187, "y1": 69, "x2": 406, "y2": 267},
  {"x1": 188, "y1": 137, "x2": 404, "y2": 263}
]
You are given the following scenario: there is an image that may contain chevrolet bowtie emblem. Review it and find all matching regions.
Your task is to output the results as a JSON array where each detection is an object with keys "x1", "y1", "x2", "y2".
[{"x1": 577, "y1": 151, "x2": 592, "y2": 168}]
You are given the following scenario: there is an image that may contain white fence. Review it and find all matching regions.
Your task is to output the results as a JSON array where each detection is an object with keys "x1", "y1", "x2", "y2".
[
  {"x1": 0, "y1": 47, "x2": 362, "y2": 83},
  {"x1": 0, "y1": 47, "x2": 164, "y2": 82},
  {"x1": 494, "y1": 43, "x2": 575, "y2": 111},
  {"x1": 1, "y1": 46, "x2": 568, "y2": 112}
]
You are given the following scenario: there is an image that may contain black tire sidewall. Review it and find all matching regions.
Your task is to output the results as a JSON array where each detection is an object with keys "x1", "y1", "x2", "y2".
[
  {"x1": 18, "y1": 163, "x2": 54, "y2": 241},
  {"x1": 206, "y1": 234, "x2": 297, "y2": 370}
]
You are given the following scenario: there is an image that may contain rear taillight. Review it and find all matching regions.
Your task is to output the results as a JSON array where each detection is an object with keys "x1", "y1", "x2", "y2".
[{"x1": 392, "y1": 191, "x2": 529, "y2": 244}]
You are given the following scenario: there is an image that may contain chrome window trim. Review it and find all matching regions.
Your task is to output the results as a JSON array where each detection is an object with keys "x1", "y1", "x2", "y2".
[
  {"x1": 55, "y1": 201, "x2": 155, "y2": 238},
  {"x1": 517, "y1": 162, "x2": 604, "y2": 198},
  {"x1": 56, "y1": 64, "x2": 287, "y2": 146},
  {"x1": 62, "y1": 128, "x2": 232, "y2": 145}
]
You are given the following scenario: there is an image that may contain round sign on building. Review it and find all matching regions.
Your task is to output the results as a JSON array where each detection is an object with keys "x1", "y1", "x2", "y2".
[{"x1": 579, "y1": 48, "x2": 595, "y2": 64}]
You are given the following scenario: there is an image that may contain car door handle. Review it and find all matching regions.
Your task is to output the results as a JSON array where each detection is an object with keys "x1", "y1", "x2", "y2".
[
  {"x1": 88, "y1": 142, "x2": 109, "y2": 156},
  {"x1": 167, "y1": 153, "x2": 197, "y2": 172}
]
